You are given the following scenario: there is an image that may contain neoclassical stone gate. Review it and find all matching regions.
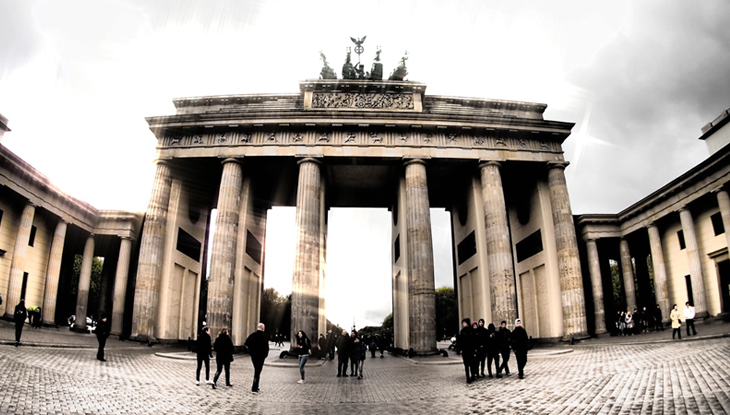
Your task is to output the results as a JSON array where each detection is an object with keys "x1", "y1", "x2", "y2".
[{"x1": 130, "y1": 79, "x2": 589, "y2": 352}]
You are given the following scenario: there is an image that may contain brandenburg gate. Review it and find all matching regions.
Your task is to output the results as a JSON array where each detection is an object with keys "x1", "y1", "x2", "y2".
[{"x1": 130, "y1": 51, "x2": 588, "y2": 353}]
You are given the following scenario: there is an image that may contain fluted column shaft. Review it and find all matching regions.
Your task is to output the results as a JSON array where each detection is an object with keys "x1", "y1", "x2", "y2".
[
  {"x1": 291, "y1": 158, "x2": 323, "y2": 345},
  {"x1": 479, "y1": 161, "x2": 517, "y2": 327},
  {"x1": 547, "y1": 162, "x2": 588, "y2": 338},
  {"x1": 42, "y1": 220, "x2": 67, "y2": 325},
  {"x1": 717, "y1": 189, "x2": 730, "y2": 265},
  {"x1": 404, "y1": 159, "x2": 436, "y2": 353},
  {"x1": 208, "y1": 159, "x2": 243, "y2": 336},
  {"x1": 74, "y1": 235, "x2": 95, "y2": 330},
  {"x1": 647, "y1": 224, "x2": 670, "y2": 322},
  {"x1": 679, "y1": 207, "x2": 707, "y2": 315},
  {"x1": 585, "y1": 239, "x2": 606, "y2": 334},
  {"x1": 619, "y1": 238, "x2": 637, "y2": 311},
  {"x1": 4, "y1": 202, "x2": 36, "y2": 318},
  {"x1": 131, "y1": 161, "x2": 172, "y2": 340},
  {"x1": 111, "y1": 237, "x2": 133, "y2": 335}
]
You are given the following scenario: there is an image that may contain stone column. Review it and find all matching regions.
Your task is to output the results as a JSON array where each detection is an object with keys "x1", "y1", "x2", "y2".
[
  {"x1": 131, "y1": 161, "x2": 172, "y2": 341},
  {"x1": 716, "y1": 189, "x2": 730, "y2": 262},
  {"x1": 647, "y1": 224, "x2": 670, "y2": 322},
  {"x1": 679, "y1": 207, "x2": 707, "y2": 315},
  {"x1": 111, "y1": 237, "x2": 133, "y2": 335},
  {"x1": 41, "y1": 220, "x2": 67, "y2": 325},
  {"x1": 291, "y1": 158, "x2": 324, "y2": 345},
  {"x1": 404, "y1": 159, "x2": 437, "y2": 353},
  {"x1": 479, "y1": 161, "x2": 517, "y2": 327},
  {"x1": 585, "y1": 239, "x2": 606, "y2": 334},
  {"x1": 619, "y1": 238, "x2": 637, "y2": 311},
  {"x1": 4, "y1": 202, "x2": 36, "y2": 318},
  {"x1": 208, "y1": 158, "x2": 243, "y2": 337},
  {"x1": 74, "y1": 235, "x2": 95, "y2": 331},
  {"x1": 547, "y1": 162, "x2": 588, "y2": 338}
]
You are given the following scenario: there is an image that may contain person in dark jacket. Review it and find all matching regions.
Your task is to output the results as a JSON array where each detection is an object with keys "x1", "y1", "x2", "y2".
[
  {"x1": 317, "y1": 334, "x2": 325, "y2": 358},
  {"x1": 486, "y1": 323, "x2": 501, "y2": 378},
  {"x1": 654, "y1": 304, "x2": 664, "y2": 331},
  {"x1": 349, "y1": 330, "x2": 360, "y2": 376},
  {"x1": 95, "y1": 313, "x2": 110, "y2": 361},
  {"x1": 512, "y1": 318, "x2": 529, "y2": 379},
  {"x1": 369, "y1": 336, "x2": 377, "y2": 358},
  {"x1": 326, "y1": 330, "x2": 336, "y2": 361},
  {"x1": 336, "y1": 330, "x2": 350, "y2": 376},
  {"x1": 195, "y1": 326, "x2": 214, "y2": 385},
  {"x1": 295, "y1": 330, "x2": 311, "y2": 384},
  {"x1": 475, "y1": 319, "x2": 488, "y2": 377},
  {"x1": 356, "y1": 334, "x2": 367, "y2": 379},
  {"x1": 377, "y1": 334, "x2": 388, "y2": 358},
  {"x1": 497, "y1": 321, "x2": 511, "y2": 375},
  {"x1": 212, "y1": 328, "x2": 234, "y2": 389},
  {"x1": 244, "y1": 323, "x2": 269, "y2": 394},
  {"x1": 14, "y1": 299, "x2": 27, "y2": 347},
  {"x1": 456, "y1": 318, "x2": 478, "y2": 383}
]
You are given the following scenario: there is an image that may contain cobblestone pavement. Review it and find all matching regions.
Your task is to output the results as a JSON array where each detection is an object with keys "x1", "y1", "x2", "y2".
[{"x1": 1, "y1": 333, "x2": 729, "y2": 414}]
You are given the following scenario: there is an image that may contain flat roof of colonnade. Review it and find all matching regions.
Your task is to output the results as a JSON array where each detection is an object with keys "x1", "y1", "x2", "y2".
[{"x1": 147, "y1": 80, "x2": 574, "y2": 165}]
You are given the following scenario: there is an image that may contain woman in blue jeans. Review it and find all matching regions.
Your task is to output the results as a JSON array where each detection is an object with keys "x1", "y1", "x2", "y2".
[{"x1": 295, "y1": 331, "x2": 312, "y2": 384}]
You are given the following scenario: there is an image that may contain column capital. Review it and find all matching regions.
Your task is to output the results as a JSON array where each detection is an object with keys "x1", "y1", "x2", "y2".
[
  {"x1": 403, "y1": 158, "x2": 427, "y2": 168},
  {"x1": 710, "y1": 185, "x2": 727, "y2": 194},
  {"x1": 153, "y1": 159, "x2": 170, "y2": 166},
  {"x1": 676, "y1": 205, "x2": 690, "y2": 214},
  {"x1": 478, "y1": 160, "x2": 504, "y2": 170},
  {"x1": 547, "y1": 160, "x2": 570, "y2": 170},
  {"x1": 120, "y1": 236, "x2": 134, "y2": 242},
  {"x1": 220, "y1": 157, "x2": 243, "y2": 166},
  {"x1": 297, "y1": 157, "x2": 323, "y2": 166},
  {"x1": 583, "y1": 236, "x2": 597, "y2": 243}
]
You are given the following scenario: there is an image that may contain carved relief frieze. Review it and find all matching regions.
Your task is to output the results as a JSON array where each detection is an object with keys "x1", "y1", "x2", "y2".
[
  {"x1": 345, "y1": 133, "x2": 356, "y2": 143},
  {"x1": 292, "y1": 133, "x2": 303, "y2": 142},
  {"x1": 473, "y1": 136, "x2": 484, "y2": 146},
  {"x1": 318, "y1": 132, "x2": 330, "y2": 142},
  {"x1": 424, "y1": 134, "x2": 432, "y2": 143},
  {"x1": 267, "y1": 133, "x2": 277, "y2": 142},
  {"x1": 311, "y1": 92, "x2": 415, "y2": 110},
  {"x1": 170, "y1": 136, "x2": 182, "y2": 145},
  {"x1": 217, "y1": 133, "x2": 227, "y2": 144},
  {"x1": 192, "y1": 135, "x2": 204, "y2": 145},
  {"x1": 370, "y1": 132, "x2": 382, "y2": 143}
]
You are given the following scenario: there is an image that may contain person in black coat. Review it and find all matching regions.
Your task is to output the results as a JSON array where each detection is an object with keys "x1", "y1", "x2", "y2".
[
  {"x1": 654, "y1": 304, "x2": 664, "y2": 331},
  {"x1": 486, "y1": 323, "x2": 501, "y2": 378},
  {"x1": 326, "y1": 330, "x2": 336, "y2": 361},
  {"x1": 335, "y1": 330, "x2": 350, "y2": 377},
  {"x1": 295, "y1": 330, "x2": 312, "y2": 383},
  {"x1": 95, "y1": 313, "x2": 110, "y2": 361},
  {"x1": 195, "y1": 326, "x2": 214, "y2": 385},
  {"x1": 212, "y1": 328, "x2": 234, "y2": 389},
  {"x1": 456, "y1": 318, "x2": 478, "y2": 383},
  {"x1": 497, "y1": 321, "x2": 511, "y2": 375},
  {"x1": 349, "y1": 330, "x2": 360, "y2": 377},
  {"x1": 475, "y1": 319, "x2": 488, "y2": 378},
  {"x1": 244, "y1": 323, "x2": 269, "y2": 394},
  {"x1": 14, "y1": 299, "x2": 27, "y2": 347},
  {"x1": 512, "y1": 319, "x2": 529, "y2": 379}
]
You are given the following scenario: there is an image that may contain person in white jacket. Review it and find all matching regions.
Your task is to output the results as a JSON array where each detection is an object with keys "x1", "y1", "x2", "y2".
[{"x1": 684, "y1": 302, "x2": 697, "y2": 336}]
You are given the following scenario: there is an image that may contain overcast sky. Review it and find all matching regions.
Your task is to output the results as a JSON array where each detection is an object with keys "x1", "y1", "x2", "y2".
[{"x1": 2, "y1": 1, "x2": 729, "y2": 328}]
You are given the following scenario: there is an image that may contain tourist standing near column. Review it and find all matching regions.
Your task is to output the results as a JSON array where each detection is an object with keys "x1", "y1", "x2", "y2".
[
  {"x1": 196, "y1": 327, "x2": 214, "y2": 386},
  {"x1": 317, "y1": 334, "x2": 325, "y2": 358},
  {"x1": 244, "y1": 323, "x2": 270, "y2": 395},
  {"x1": 96, "y1": 314, "x2": 110, "y2": 362},
  {"x1": 486, "y1": 323, "x2": 501, "y2": 378},
  {"x1": 475, "y1": 319, "x2": 488, "y2": 378},
  {"x1": 512, "y1": 319, "x2": 529, "y2": 379},
  {"x1": 654, "y1": 304, "x2": 664, "y2": 331},
  {"x1": 14, "y1": 299, "x2": 27, "y2": 347},
  {"x1": 212, "y1": 328, "x2": 234, "y2": 389},
  {"x1": 336, "y1": 330, "x2": 350, "y2": 377},
  {"x1": 684, "y1": 302, "x2": 697, "y2": 336},
  {"x1": 456, "y1": 318, "x2": 477, "y2": 384},
  {"x1": 670, "y1": 304, "x2": 682, "y2": 340},
  {"x1": 498, "y1": 321, "x2": 511, "y2": 376},
  {"x1": 26, "y1": 305, "x2": 41, "y2": 328},
  {"x1": 295, "y1": 331, "x2": 311, "y2": 384}
]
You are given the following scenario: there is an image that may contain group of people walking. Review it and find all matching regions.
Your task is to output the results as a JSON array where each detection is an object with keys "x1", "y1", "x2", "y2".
[{"x1": 456, "y1": 318, "x2": 529, "y2": 383}]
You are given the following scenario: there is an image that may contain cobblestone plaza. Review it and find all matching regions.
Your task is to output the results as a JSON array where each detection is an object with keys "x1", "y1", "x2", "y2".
[{"x1": 1, "y1": 322, "x2": 729, "y2": 414}]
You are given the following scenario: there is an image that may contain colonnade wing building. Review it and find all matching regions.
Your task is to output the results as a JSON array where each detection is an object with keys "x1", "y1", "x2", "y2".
[
  {"x1": 576, "y1": 109, "x2": 730, "y2": 334},
  {"x1": 138, "y1": 79, "x2": 587, "y2": 352}
]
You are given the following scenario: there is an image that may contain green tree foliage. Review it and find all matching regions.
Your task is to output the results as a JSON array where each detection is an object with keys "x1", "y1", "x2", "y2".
[
  {"x1": 435, "y1": 287, "x2": 458, "y2": 339},
  {"x1": 260, "y1": 287, "x2": 291, "y2": 339},
  {"x1": 69, "y1": 255, "x2": 104, "y2": 320},
  {"x1": 610, "y1": 260, "x2": 626, "y2": 312}
]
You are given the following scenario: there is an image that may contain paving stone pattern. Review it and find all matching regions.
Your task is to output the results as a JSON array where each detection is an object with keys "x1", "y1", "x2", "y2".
[{"x1": 1, "y1": 336, "x2": 729, "y2": 414}]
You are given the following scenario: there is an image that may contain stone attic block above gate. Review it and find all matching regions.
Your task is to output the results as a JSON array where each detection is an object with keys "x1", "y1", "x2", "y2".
[{"x1": 147, "y1": 79, "x2": 574, "y2": 164}]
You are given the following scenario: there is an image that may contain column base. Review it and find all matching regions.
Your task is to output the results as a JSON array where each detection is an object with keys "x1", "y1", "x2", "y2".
[
  {"x1": 128, "y1": 334, "x2": 158, "y2": 345},
  {"x1": 71, "y1": 326, "x2": 90, "y2": 334},
  {"x1": 562, "y1": 332, "x2": 590, "y2": 343}
]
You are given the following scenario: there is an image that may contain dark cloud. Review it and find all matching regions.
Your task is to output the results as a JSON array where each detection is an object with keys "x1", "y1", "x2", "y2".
[{"x1": 565, "y1": 1, "x2": 730, "y2": 213}]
